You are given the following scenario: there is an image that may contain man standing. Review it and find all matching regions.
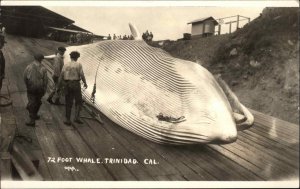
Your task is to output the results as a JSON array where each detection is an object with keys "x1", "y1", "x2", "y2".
[
  {"x1": 0, "y1": 34, "x2": 6, "y2": 92},
  {"x1": 23, "y1": 54, "x2": 48, "y2": 126},
  {"x1": 107, "y1": 34, "x2": 111, "y2": 40},
  {"x1": 46, "y1": 46, "x2": 66, "y2": 105},
  {"x1": 58, "y1": 51, "x2": 88, "y2": 125},
  {"x1": 149, "y1": 32, "x2": 154, "y2": 42}
]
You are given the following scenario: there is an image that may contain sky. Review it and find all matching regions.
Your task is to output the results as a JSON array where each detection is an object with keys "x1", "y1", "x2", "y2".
[{"x1": 45, "y1": 6, "x2": 265, "y2": 40}]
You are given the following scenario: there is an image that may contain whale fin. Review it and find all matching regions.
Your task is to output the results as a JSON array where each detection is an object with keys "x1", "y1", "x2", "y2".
[{"x1": 129, "y1": 23, "x2": 142, "y2": 40}]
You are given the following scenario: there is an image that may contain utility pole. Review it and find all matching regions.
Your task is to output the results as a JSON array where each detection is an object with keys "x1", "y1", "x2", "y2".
[
  {"x1": 202, "y1": 22, "x2": 206, "y2": 37},
  {"x1": 237, "y1": 15, "x2": 240, "y2": 29},
  {"x1": 217, "y1": 18, "x2": 224, "y2": 35}
]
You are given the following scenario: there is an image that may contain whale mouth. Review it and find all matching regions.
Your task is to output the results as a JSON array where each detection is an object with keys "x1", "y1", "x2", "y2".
[
  {"x1": 128, "y1": 119, "x2": 238, "y2": 145},
  {"x1": 210, "y1": 135, "x2": 238, "y2": 144}
]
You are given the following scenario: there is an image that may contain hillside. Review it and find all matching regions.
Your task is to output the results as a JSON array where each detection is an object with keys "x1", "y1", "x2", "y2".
[
  {"x1": 150, "y1": 34, "x2": 230, "y2": 66},
  {"x1": 150, "y1": 7, "x2": 299, "y2": 124}
]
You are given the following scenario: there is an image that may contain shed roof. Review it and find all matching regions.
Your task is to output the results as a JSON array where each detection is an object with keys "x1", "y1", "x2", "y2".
[
  {"x1": 47, "y1": 26, "x2": 105, "y2": 38},
  {"x1": 47, "y1": 26, "x2": 92, "y2": 34},
  {"x1": 66, "y1": 24, "x2": 92, "y2": 33},
  {"x1": 187, "y1": 16, "x2": 218, "y2": 25},
  {"x1": 1, "y1": 6, "x2": 74, "y2": 27}
]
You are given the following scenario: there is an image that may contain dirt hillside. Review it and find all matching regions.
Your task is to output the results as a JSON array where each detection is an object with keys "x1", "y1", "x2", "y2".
[{"x1": 150, "y1": 7, "x2": 299, "y2": 124}]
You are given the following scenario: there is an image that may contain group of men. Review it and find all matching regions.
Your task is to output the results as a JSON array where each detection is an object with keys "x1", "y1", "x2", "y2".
[
  {"x1": 22, "y1": 45, "x2": 88, "y2": 126},
  {"x1": 1, "y1": 34, "x2": 88, "y2": 127},
  {"x1": 0, "y1": 33, "x2": 155, "y2": 127},
  {"x1": 142, "y1": 30, "x2": 154, "y2": 42},
  {"x1": 107, "y1": 34, "x2": 135, "y2": 40},
  {"x1": 69, "y1": 33, "x2": 93, "y2": 44}
]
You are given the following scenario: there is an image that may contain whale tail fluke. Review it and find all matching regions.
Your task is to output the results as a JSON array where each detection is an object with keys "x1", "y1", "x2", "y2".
[{"x1": 129, "y1": 23, "x2": 142, "y2": 40}]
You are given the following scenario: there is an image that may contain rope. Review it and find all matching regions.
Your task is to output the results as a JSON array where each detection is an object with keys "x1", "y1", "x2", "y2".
[{"x1": 90, "y1": 53, "x2": 104, "y2": 104}]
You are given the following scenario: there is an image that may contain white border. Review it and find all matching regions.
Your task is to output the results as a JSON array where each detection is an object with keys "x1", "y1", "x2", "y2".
[
  {"x1": 1, "y1": 0, "x2": 300, "y2": 7},
  {"x1": 0, "y1": 1, "x2": 299, "y2": 188},
  {"x1": 1, "y1": 180, "x2": 300, "y2": 188}
]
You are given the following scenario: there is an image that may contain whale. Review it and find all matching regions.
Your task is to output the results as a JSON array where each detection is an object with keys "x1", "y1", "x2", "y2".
[{"x1": 44, "y1": 24, "x2": 254, "y2": 145}]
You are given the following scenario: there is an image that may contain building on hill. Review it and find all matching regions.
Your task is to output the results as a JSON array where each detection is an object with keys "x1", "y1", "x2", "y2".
[{"x1": 187, "y1": 17, "x2": 218, "y2": 38}]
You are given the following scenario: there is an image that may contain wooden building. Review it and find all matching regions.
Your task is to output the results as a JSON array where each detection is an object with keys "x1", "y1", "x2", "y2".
[
  {"x1": 46, "y1": 26, "x2": 91, "y2": 43},
  {"x1": 1, "y1": 6, "x2": 104, "y2": 43},
  {"x1": 187, "y1": 17, "x2": 218, "y2": 38},
  {"x1": 1, "y1": 6, "x2": 75, "y2": 38}
]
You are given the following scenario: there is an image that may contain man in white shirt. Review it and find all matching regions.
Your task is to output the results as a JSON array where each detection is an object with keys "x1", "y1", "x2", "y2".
[{"x1": 58, "y1": 51, "x2": 88, "y2": 125}]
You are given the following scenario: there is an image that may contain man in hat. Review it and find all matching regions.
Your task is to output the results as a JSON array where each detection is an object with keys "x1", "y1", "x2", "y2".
[
  {"x1": 107, "y1": 34, "x2": 111, "y2": 40},
  {"x1": 58, "y1": 51, "x2": 88, "y2": 125},
  {"x1": 0, "y1": 34, "x2": 6, "y2": 92},
  {"x1": 46, "y1": 46, "x2": 66, "y2": 105},
  {"x1": 23, "y1": 53, "x2": 48, "y2": 126}
]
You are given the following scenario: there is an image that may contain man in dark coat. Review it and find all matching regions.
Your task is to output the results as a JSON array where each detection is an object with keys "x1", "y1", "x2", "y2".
[
  {"x1": 23, "y1": 54, "x2": 48, "y2": 126},
  {"x1": 0, "y1": 34, "x2": 6, "y2": 92},
  {"x1": 46, "y1": 46, "x2": 66, "y2": 105}
]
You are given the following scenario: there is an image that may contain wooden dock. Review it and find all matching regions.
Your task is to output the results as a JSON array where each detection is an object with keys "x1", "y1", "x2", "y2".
[{"x1": 1, "y1": 35, "x2": 299, "y2": 181}]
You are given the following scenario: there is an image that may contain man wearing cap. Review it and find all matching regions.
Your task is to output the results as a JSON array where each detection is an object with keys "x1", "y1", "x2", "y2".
[
  {"x1": 58, "y1": 51, "x2": 88, "y2": 125},
  {"x1": 23, "y1": 54, "x2": 48, "y2": 126},
  {"x1": 46, "y1": 46, "x2": 66, "y2": 105},
  {"x1": 0, "y1": 34, "x2": 6, "y2": 92}
]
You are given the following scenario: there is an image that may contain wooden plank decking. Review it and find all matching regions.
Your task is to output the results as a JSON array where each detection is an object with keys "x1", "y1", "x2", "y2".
[{"x1": 0, "y1": 35, "x2": 299, "y2": 181}]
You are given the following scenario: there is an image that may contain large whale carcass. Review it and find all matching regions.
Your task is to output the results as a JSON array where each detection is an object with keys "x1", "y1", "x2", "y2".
[{"x1": 45, "y1": 24, "x2": 254, "y2": 145}]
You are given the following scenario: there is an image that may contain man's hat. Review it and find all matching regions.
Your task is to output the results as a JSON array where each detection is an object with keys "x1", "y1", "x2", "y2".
[
  {"x1": 0, "y1": 34, "x2": 7, "y2": 44},
  {"x1": 57, "y1": 46, "x2": 66, "y2": 52},
  {"x1": 34, "y1": 53, "x2": 44, "y2": 61},
  {"x1": 70, "y1": 51, "x2": 80, "y2": 59}
]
